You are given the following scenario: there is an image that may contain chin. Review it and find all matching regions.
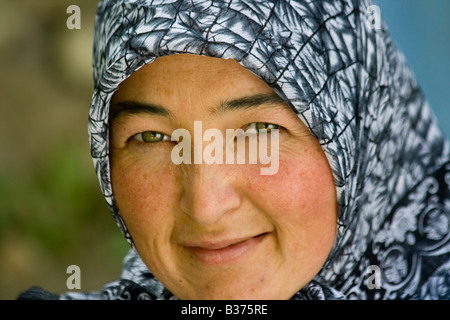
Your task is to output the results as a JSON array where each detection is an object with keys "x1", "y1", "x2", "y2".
[{"x1": 176, "y1": 282, "x2": 294, "y2": 300}]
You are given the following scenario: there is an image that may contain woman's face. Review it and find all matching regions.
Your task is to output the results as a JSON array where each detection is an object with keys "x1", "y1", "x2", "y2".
[{"x1": 109, "y1": 54, "x2": 337, "y2": 299}]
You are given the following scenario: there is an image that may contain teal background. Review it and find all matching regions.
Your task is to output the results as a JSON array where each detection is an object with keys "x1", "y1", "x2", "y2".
[{"x1": 376, "y1": 0, "x2": 450, "y2": 138}]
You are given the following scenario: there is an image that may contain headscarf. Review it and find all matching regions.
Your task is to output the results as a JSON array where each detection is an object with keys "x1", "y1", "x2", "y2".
[{"x1": 69, "y1": 0, "x2": 450, "y2": 299}]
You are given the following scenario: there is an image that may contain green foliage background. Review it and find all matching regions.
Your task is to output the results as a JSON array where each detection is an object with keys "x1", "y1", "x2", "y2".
[{"x1": 0, "y1": 1, "x2": 130, "y2": 299}]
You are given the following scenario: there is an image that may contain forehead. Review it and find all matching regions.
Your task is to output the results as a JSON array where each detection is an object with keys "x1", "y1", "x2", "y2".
[{"x1": 111, "y1": 54, "x2": 277, "y2": 110}]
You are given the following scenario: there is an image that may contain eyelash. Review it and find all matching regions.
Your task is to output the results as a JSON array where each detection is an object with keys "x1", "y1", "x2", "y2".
[
  {"x1": 245, "y1": 122, "x2": 279, "y2": 134},
  {"x1": 130, "y1": 122, "x2": 281, "y2": 144},
  {"x1": 131, "y1": 131, "x2": 171, "y2": 143}
]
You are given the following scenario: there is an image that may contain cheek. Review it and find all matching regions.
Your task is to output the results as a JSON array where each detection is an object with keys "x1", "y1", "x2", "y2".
[
  {"x1": 242, "y1": 145, "x2": 337, "y2": 254},
  {"x1": 110, "y1": 155, "x2": 179, "y2": 237},
  {"x1": 246, "y1": 151, "x2": 336, "y2": 215}
]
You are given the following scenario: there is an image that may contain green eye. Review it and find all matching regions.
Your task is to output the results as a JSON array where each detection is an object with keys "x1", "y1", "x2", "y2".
[
  {"x1": 246, "y1": 122, "x2": 279, "y2": 133},
  {"x1": 132, "y1": 131, "x2": 170, "y2": 143}
]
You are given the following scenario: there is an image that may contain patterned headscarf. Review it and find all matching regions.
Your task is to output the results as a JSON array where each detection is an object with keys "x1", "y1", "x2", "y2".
[{"x1": 78, "y1": 0, "x2": 450, "y2": 300}]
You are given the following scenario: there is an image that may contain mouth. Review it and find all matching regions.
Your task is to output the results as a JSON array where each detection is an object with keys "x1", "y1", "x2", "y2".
[{"x1": 182, "y1": 232, "x2": 270, "y2": 266}]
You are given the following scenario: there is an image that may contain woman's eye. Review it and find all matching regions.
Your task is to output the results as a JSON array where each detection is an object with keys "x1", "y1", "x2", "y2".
[
  {"x1": 245, "y1": 122, "x2": 280, "y2": 133},
  {"x1": 132, "y1": 131, "x2": 171, "y2": 143}
]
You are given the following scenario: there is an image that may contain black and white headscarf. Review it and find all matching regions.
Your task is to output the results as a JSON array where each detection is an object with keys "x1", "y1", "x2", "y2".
[{"x1": 63, "y1": 0, "x2": 450, "y2": 300}]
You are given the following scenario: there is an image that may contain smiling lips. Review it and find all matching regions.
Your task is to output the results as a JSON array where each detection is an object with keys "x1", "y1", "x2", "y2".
[{"x1": 183, "y1": 233, "x2": 269, "y2": 266}]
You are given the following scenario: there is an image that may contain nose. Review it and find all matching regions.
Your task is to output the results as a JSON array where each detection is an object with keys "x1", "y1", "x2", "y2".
[{"x1": 179, "y1": 163, "x2": 242, "y2": 225}]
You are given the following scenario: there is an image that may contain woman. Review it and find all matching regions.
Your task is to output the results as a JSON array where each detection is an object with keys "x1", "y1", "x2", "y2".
[{"x1": 20, "y1": 0, "x2": 450, "y2": 300}]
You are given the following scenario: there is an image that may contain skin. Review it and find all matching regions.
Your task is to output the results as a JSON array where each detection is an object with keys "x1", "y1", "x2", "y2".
[{"x1": 109, "y1": 54, "x2": 338, "y2": 300}]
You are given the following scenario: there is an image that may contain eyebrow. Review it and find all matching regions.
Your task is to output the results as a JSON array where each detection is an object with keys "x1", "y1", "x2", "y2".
[
  {"x1": 110, "y1": 101, "x2": 173, "y2": 121},
  {"x1": 216, "y1": 94, "x2": 287, "y2": 114},
  {"x1": 110, "y1": 93, "x2": 288, "y2": 122}
]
